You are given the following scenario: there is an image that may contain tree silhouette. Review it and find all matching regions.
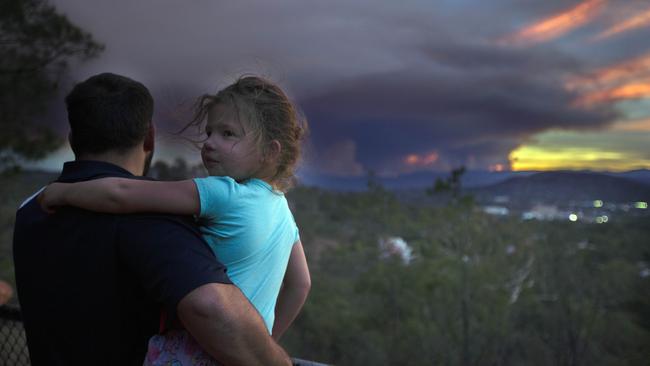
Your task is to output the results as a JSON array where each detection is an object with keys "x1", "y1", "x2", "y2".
[{"x1": 1, "y1": 0, "x2": 103, "y2": 169}]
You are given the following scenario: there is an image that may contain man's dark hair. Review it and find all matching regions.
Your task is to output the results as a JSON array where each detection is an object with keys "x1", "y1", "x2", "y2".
[{"x1": 65, "y1": 73, "x2": 154, "y2": 156}]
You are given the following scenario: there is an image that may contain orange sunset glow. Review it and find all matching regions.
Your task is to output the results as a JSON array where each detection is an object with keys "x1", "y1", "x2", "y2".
[
  {"x1": 404, "y1": 152, "x2": 439, "y2": 166},
  {"x1": 499, "y1": 0, "x2": 605, "y2": 45},
  {"x1": 573, "y1": 80, "x2": 650, "y2": 107},
  {"x1": 489, "y1": 164, "x2": 506, "y2": 172},
  {"x1": 565, "y1": 51, "x2": 650, "y2": 107},
  {"x1": 565, "y1": 52, "x2": 650, "y2": 91},
  {"x1": 509, "y1": 144, "x2": 650, "y2": 172},
  {"x1": 594, "y1": 7, "x2": 650, "y2": 40}
]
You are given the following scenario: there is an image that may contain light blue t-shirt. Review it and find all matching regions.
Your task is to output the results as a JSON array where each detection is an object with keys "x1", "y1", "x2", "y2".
[{"x1": 192, "y1": 176, "x2": 299, "y2": 333}]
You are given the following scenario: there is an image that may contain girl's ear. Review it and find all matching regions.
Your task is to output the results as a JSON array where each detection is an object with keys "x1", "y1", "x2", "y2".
[{"x1": 266, "y1": 139, "x2": 282, "y2": 162}]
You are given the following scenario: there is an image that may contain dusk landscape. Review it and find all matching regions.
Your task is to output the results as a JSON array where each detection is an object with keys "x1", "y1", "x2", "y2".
[{"x1": 1, "y1": 0, "x2": 649, "y2": 365}]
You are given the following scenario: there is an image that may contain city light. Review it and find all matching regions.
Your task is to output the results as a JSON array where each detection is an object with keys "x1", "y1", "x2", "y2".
[
  {"x1": 635, "y1": 201, "x2": 648, "y2": 209},
  {"x1": 593, "y1": 200, "x2": 603, "y2": 208},
  {"x1": 569, "y1": 213, "x2": 578, "y2": 222},
  {"x1": 596, "y1": 215, "x2": 609, "y2": 224}
]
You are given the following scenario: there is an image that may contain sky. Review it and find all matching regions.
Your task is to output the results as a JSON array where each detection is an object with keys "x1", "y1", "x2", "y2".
[{"x1": 31, "y1": 0, "x2": 650, "y2": 176}]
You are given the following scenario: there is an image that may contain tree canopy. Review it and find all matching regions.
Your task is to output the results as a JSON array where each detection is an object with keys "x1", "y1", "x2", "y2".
[{"x1": 0, "y1": 0, "x2": 103, "y2": 167}]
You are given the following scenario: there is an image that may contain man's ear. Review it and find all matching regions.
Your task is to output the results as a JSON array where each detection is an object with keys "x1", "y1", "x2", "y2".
[
  {"x1": 143, "y1": 123, "x2": 155, "y2": 152},
  {"x1": 68, "y1": 131, "x2": 79, "y2": 157}
]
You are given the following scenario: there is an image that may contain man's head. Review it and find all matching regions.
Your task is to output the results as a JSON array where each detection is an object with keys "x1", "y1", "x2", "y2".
[{"x1": 65, "y1": 73, "x2": 154, "y2": 172}]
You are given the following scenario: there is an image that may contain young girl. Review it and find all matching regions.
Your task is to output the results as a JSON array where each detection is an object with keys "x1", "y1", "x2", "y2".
[{"x1": 40, "y1": 76, "x2": 310, "y2": 365}]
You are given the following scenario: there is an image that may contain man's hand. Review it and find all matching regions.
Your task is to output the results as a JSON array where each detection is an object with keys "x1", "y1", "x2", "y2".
[{"x1": 178, "y1": 283, "x2": 292, "y2": 366}]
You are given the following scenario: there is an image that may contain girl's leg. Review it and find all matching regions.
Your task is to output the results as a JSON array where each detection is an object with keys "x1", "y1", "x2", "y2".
[{"x1": 143, "y1": 330, "x2": 220, "y2": 366}]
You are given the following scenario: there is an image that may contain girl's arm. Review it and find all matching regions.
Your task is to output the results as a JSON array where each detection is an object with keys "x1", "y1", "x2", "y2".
[
  {"x1": 272, "y1": 240, "x2": 311, "y2": 341},
  {"x1": 39, "y1": 177, "x2": 200, "y2": 215}
]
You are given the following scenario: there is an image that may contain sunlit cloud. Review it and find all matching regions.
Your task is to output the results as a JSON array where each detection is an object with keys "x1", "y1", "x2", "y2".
[
  {"x1": 509, "y1": 129, "x2": 650, "y2": 171},
  {"x1": 566, "y1": 52, "x2": 650, "y2": 107},
  {"x1": 499, "y1": 0, "x2": 605, "y2": 46},
  {"x1": 573, "y1": 79, "x2": 650, "y2": 107},
  {"x1": 404, "y1": 152, "x2": 439, "y2": 167},
  {"x1": 594, "y1": 7, "x2": 650, "y2": 40},
  {"x1": 509, "y1": 145, "x2": 634, "y2": 171},
  {"x1": 565, "y1": 52, "x2": 650, "y2": 91}
]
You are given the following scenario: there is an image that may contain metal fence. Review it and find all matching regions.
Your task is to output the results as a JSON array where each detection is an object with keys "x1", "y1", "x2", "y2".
[{"x1": 0, "y1": 305, "x2": 30, "y2": 366}]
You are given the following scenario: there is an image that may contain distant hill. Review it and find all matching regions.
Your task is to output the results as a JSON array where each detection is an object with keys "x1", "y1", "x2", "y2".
[
  {"x1": 299, "y1": 169, "x2": 650, "y2": 193},
  {"x1": 298, "y1": 170, "x2": 536, "y2": 191},
  {"x1": 15, "y1": 168, "x2": 650, "y2": 205},
  {"x1": 470, "y1": 171, "x2": 650, "y2": 204},
  {"x1": 605, "y1": 169, "x2": 650, "y2": 185}
]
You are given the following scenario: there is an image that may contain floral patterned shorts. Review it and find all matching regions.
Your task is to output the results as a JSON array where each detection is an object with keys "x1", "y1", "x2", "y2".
[{"x1": 143, "y1": 329, "x2": 220, "y2": 366}]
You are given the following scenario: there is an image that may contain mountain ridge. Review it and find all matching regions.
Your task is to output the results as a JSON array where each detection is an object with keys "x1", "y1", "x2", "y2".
[{"x1": 298, "y1": 169, "x2": 650, "y2": 192}]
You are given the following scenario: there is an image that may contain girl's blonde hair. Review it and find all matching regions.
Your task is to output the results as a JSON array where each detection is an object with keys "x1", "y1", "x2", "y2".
[{"x1": 183, "y1": 75, "x2": 308, "y2": 192}]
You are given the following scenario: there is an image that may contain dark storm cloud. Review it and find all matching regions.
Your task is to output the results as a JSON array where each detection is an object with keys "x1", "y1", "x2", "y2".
[
  {"x1": 301, "y1": 42, "x2": 618, "y2": 174},
  {"x1": 38, "y1": 0, "x2": 649, "y2": 174}
]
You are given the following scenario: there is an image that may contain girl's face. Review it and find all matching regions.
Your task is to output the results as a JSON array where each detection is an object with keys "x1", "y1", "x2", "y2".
[{"x1": 201, "y1": 104, "x2": 265, "y2": 182}]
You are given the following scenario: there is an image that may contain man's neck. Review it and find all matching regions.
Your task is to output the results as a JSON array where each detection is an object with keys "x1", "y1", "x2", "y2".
[{"x1": 76, "y1": 150, "x2": 144, "y2": 176}]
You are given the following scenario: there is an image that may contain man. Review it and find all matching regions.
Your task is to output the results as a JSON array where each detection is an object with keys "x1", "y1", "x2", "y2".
[{"x1": 13, "y1": 73, "x2": 291, "y2": 365}]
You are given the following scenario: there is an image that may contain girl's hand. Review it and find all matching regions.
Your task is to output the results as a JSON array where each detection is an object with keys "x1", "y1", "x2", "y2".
[{"x1": 37, "y1": 183, "x2": 68, "y2": 214}]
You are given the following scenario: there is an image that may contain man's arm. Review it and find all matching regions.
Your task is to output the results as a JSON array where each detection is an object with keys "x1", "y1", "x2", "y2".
[
  {"x1": 119, "y1": 216, "x2": 290, "y2": 366},
  {"x1": 178, "y1": 283, "x2": 292, "y2": 366}
]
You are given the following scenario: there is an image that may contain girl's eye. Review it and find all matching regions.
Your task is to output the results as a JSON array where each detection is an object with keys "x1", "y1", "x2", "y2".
[{"x1": 222, "y1": 130, "x2": 235, "y2": 137}]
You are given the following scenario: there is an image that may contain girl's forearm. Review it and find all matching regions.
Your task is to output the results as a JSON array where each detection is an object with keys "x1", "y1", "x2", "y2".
[
  {"x1": 43, "y1": 178, "x2": 140, "y2": 213},
  {"x1": 272, "y1": 281, "x2": 310, "y2": 341},
  {"x1": 42, "y1": 178, "x2": 200, "y2": 215},
  {"x1": 71, "y1": 178, "x2": 132, "y2": 212}
]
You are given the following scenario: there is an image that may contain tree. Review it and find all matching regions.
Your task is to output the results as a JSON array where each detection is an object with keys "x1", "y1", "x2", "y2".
[
  {"x1": 365, "y1": 169, "x2": 383, "y2": 192},
  {"x1": 427, "y1": 166, "x2": 476, "y2": 207},
  {"x1": 278, "y1": 184, "x2": 650, "y2": 365},
  {"x1": 1, "y1": 0, "x2": 103, "y2": 169},
  {"x1": 427, "y1": 166, "x2": 465, "y2": 197},
  {"x1": 147, "y1": 157, "x2": 205, "y2": 180}
]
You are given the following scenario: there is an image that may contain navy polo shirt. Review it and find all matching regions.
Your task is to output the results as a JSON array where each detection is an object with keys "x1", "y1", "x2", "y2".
[{"x1": 13, "y1": 161, "x2": 232, "y2": 365}]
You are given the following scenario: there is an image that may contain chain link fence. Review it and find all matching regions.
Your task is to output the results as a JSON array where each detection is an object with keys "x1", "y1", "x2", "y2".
[{"x1": 0, "y1": 305, "x2": 30, "y2": 366}]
